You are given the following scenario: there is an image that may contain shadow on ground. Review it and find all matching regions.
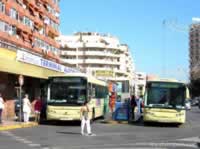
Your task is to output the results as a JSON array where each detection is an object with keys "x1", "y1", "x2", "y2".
[
  {"x1": 128, "y1": 119, "x2": 182, "y2": 128},
  {"x1": 39, "y1": 117, "x2": 103, "y2": 127},
  {"x1": 40, "y1": 120, "x2": 81, "y2": 126},
  {"x1": 56, "y1": 131, "x2": 81, "y2": 135}
]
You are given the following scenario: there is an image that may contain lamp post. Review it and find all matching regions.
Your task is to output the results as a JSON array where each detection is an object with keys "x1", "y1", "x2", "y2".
[{"x1": 18, "y1": 75, "x2": 24, "y2": 122}]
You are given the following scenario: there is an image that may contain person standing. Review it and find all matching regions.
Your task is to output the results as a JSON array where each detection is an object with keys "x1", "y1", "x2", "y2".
[
  {"x1": 0, "y1": 93, "x2": 4, "y2": 124},
  {"x1": 135, "y1": 95, "x2": 142, "y2": 122},
  {"x1": 34, "y1": 97, "x2": 42, "y2": 123},
  {"x1": 130, "y1": 95, "x2": 136, "y2": 120},
  {"x1": 23, "y1": 94, "x2": 31, "y2": 123},
  {"x1": 80, "y1": 101, "x2": 93, "y2": 136}
]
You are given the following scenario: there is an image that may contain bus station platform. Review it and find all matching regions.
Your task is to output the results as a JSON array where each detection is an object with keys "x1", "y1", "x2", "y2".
[{"x1": 0, "y1": 120, "x2": 38, "y2": 131}]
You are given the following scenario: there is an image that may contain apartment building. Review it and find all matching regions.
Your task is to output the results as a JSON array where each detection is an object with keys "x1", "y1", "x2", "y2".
[
  {"x1": 189, "y1": 23, "x2": 200, "y2": 96},
  {"x1": 134, "y1": 72, "x2": 146, "y2": 96},
  {"x1": 57, "y1": 32, "x2": 135, "y2": 99},
  {"x1": 189, "y1": 23, "x2": 200, "y2": 80},
  {"x1": 0, "y1": 0, "x2": 60, "y2": 60}
]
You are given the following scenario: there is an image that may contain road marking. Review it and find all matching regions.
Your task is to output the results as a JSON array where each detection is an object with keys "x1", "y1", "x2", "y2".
[
  {"x1": 134, "y1": 142, "x2": 197, "y2": 148},
  {"x1": 177, "y1": 136, "x2": 200, "y2": 142},
  {"x1": 70, "y1": 142, "x2": 198, "y2": 149},
  {"x1": 28, "y1": 143, "x2": 41, "y2": 147}
]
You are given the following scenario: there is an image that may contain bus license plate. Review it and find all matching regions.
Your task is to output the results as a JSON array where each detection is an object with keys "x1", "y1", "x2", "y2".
[{"x1": 60, "y1": 118, "x2": 73, "y2": 120}]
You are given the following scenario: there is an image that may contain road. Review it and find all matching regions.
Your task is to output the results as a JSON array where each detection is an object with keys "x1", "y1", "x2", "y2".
[{"x1": 0, "y1": 107, "x2": 200, "y2": 149}]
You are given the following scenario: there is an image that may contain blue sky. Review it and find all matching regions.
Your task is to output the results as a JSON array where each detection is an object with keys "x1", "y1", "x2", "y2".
[{"x1": 59, "y1": 0, "x2": 200, "y2": 82}]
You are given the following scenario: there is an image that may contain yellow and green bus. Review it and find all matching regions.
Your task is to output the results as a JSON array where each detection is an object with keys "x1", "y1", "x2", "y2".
[
  {"x1": 143, "y1": 78, "x2": 190, "y2": 124},
  {"x1": 42, "y1": 73, "x2": 108, "y2": 121}
]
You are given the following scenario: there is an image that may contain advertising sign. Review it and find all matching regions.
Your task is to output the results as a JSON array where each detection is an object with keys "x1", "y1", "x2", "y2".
[
  {"x1": 16, "y1": 50, "x2": 80, "y2": 73},
  {"x1": 95, "y1": 70, "x2": 114, "y2": 77}
]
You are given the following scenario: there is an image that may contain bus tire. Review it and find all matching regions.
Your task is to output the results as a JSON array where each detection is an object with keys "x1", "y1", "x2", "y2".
[{"x1": 91, "y1": 108, "x2": 95, "y2": 123}]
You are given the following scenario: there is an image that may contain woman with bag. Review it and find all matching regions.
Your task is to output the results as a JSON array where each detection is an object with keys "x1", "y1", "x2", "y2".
[
  {"x1": 80, "y1": 101, "x2": 93, "y2": 136},
  {"x1": 23, "y1": 94, "x2": 31, "y2": 123}
]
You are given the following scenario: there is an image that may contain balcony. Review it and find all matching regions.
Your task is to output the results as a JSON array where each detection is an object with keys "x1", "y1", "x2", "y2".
[
  {"x1": 8, "y1": 2, "x2": 44, "y2": 32},
  {"x1": 61, "y1": 58, "x2": 120, "y2": 65},
  {"x1": 47, "y1": 26, "x2": 59, "y2": 37},
  {"x1": 33, "y1": 29, "x2": 60, "y2": 49},
  {"x1": 0, "y1": 31, "x2": 34, "y2": 53},
  {"x1": 61, "y1": 59, "x2": 83, "y2": 64},
  {"x1": 84, "y1": 59, "x2": 120, "y2": 65}
]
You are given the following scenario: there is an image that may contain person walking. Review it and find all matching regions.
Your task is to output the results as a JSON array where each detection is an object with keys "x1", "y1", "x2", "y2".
[
  {"x1": 80, "y1": 101, "x2": 93, "y2": 136},
  {"x1": 0, "y1": 93, "x2": 5, "y2": 124},
  {"x1": 130, "y1": 95, "x2": 136, "y2": 120},
  {"x1": 34, "y1": 97, "x2": 42, "y2": 123},
  {"x1": 23, "y1": 94, "x2": 31, "y2": 123}
]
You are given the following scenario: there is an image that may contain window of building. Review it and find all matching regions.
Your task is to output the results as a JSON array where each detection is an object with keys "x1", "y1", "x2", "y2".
[
  {"x1": 10, "y1": 8, "x2": 19, "y2": 20},
  {"x1": 52, "y1": 0, "x2": 59, "y2": 4},
  {"x1": 23, "y1": 16, "x2": 34, "y2": 29},
  {"x1": 0, "y1": 2, "x2": 5, "y2": 13},
  {"x1": 11, "y1": 26, "x2": 16, "y2": 35},
  {"x1": 0, "y1": 21, "x2": 5, "y2": 32}
]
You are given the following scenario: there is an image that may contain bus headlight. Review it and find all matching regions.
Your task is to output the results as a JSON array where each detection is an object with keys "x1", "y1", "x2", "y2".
[
  {"x1": 48, "y1": 109, "x2": 56, "y2": 113},
  {"x1": 146, "y1": 112, "x2": 155, "y2": 116},
  {"x1": 176, "y1": 113, "x2": 184, "y2": 117}
]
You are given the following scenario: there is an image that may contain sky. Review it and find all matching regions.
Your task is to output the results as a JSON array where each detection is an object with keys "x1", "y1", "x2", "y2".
[{"x1": 59, "y1": 0, "x2": 200, "y2": 82}]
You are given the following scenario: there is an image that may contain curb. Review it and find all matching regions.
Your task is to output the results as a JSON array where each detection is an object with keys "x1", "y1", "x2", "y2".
[
  {"x1": 100, "y1": 120, "x2": 128, "y2": 125},
  {"x1": 0, "y1": 122, "x2": 38, "y2": 131}
]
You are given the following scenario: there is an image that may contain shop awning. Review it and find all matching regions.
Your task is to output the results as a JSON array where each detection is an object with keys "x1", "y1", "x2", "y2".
[{"x1": 0, "y1": 48, "x2": 63, "y2": 79}]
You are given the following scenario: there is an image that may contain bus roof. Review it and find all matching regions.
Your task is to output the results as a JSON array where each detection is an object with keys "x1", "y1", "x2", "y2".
[
  {"x1": 48, "y1": 73, "x2": 107, "y2": 86},
  {"x1": 147, "y1": 78, "x2": 185, "y2": 84}
]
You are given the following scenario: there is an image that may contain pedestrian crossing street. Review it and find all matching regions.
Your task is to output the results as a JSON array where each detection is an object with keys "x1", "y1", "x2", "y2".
[{"x1": 1, "y1": 131, "x2": 200, "y2": 149}]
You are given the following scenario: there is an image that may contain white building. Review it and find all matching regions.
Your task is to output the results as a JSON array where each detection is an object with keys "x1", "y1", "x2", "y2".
[
  {"x1": 135, "y1": 72, "x2": 146, "y2": 96},
  {"x1": 57, "y1": 32, "x2": 135, "y2": 99}
]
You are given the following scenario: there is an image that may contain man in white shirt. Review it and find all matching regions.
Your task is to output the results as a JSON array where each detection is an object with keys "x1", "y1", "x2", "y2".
[{"x1": 0, "y1": 93, "x2": 5, "y2": 124}]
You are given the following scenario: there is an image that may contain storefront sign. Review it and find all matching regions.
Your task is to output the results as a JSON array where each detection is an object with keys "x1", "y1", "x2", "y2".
[
  {"x1": 95, "y1": 70, "x2": 114, "y2": 77},
  {"x1": 16, "y1": 50, "x2": 80, "y2": 73}
]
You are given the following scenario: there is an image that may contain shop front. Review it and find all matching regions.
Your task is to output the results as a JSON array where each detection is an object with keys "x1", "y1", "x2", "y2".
[{"x1": 0, "y1": 47, "x2": 79, "y2": 119}]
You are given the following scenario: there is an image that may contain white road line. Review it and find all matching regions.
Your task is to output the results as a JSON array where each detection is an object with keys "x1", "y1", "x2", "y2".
[
  {"x1": 1, "y1": 131, "x2": 43, "y2": 148},
  {"x1": 28, "y1": 143, "x2": 41, "y2": 147},
  {"x1": 134, "y1": 142, "x2": 197, "y2": 148},
  {"x1": 92, "y1": 148, "x2": 167, "y2": 149},
  {"x1": 71, "y1": 142, "x2": 198, "y2": 149},
  {"x1": 177, "y1": 136, "x2": 200, "y2": 142},
  {"x1": 22, "y1": 140, "x2": 33, "y2": 144}
]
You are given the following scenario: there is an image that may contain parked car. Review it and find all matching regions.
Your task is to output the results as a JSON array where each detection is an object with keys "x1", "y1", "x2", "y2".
[
  {"x1": 185, "y1": 100, "x2": 191, "y2": 110},
  {"x1": 191, "y1": 97, "x2": 199, "y2": 106}
]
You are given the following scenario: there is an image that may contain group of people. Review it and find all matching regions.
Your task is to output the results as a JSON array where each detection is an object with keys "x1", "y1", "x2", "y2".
[
  {"x1": 79, "y1": 95, "x2": 144, "y2": 136},
  {"x1": 0, "y1": 93, "x2": 42, "y2": 124},
  {"x1": 0, "y1": 92, "x2": 143, "y2": 136},
  {"x1": 22, "y1": 94, "x2": 43, "y2": 123},
  {"x1": 130, "y1": 95, "x2": 144, "y2": 122}
]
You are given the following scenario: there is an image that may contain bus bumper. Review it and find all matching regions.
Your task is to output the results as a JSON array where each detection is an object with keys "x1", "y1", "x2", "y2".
[{"x1": 143, "y1": 112, "x2": 186, "y2": 124}]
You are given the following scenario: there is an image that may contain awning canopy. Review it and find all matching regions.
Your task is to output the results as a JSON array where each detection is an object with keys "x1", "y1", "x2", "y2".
[{"x1": 0, "y1": 48, "x2": 63, "y2": 79}]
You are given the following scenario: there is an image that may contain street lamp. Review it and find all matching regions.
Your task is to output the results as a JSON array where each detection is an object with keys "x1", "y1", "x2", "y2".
[{"x1": 18, "y1": 75, "x2": 24, "y2": 122}]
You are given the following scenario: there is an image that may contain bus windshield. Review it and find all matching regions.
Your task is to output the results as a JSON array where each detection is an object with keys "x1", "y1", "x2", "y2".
[
  {"x1": 146, "y1": 82, "x2": 186, "y2": 109},
  {"x1": 48, "y1": 77, "x2": 87, "y2": 105}
]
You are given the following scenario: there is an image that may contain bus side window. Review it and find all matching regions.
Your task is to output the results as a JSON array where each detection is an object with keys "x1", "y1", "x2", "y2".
[{"x1": 92, "y1": 86, "x2": 96, "y2": 98}]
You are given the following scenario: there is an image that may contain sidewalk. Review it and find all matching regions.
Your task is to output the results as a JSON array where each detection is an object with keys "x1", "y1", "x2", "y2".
[{"x1": 0, "y1": 120, "x2": 38, "y2": 131}]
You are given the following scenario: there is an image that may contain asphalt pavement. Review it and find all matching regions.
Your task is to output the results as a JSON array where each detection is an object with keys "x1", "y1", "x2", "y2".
[{"x1": 0, "y1": 107, "x2": 200, "y2": 149}]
